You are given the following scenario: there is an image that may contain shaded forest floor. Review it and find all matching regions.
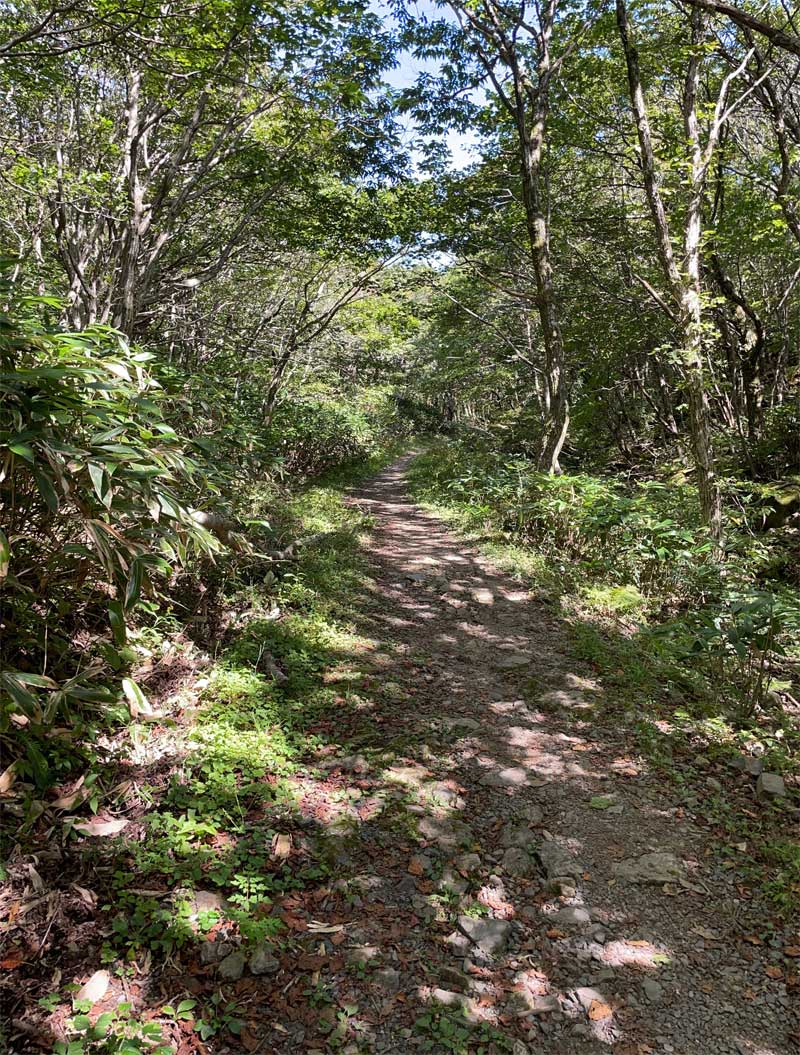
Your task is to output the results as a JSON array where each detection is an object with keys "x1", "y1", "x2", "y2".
[{"x1": 2, "y1": 453, "x2": 799, "y2": 1055}]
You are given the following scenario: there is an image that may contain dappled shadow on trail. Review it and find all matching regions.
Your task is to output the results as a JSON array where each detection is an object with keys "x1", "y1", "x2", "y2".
[
  {"x1": 6, "y1": 456, "x2": 795, "y2": 1055},
  {"x1": 290, "y1": 454, "x2": 795, "y2": 1055}
]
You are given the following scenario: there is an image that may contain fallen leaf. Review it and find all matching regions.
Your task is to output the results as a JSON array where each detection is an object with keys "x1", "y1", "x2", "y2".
[
  {"x1": 784, "y1": 946, "x2": 800, "y2": 958},
  {"x1": 240, "y1": 1027, "x2": 259, "y2": 1052},
  {"x1": 272, "y1": 833, "x2": 292, "y2": 858},
  {"x1": 0, "y1": 948, "x2": 26, "y2": 969},
  {"x1": 73, "y1": 817, "x2": 128, "y2": 837},
  {"x1": 546, "y1": 928, "x2": 567, "y2": 939},
  {"x1": 76, "y1": 970, "x2": 110, "y2": 1005},
  {"x1": 765, "y1": 965, "x2": 784, "y2": 980},
  {"x1": 0, "y1": 762, "x2": 17, "y2": 794},
  {"x1": 692, "y1": 926, "x2": 718, "y2": 941},
  {"x1": 407, "y1": 857, "x2": 424, "y2": 877},
  {"x1": 53, "y1": 777, "x2": 89, "y2": 811},
  {"x1": 588, "y1": 999, "x2": 613, "y2": 1020},
  {"x1": 307, "y1": 921, "x2": 346, "y2": 934}
]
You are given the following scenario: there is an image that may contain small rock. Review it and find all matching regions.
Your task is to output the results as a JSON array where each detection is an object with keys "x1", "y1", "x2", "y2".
[
  {"x1": 572, "y1": 986, "x2": 607, "y2": 1013},
  {"x1": 612, "y1": 852, "x2": 683, "y2": 884},
  {"x1": 501, "y1": 824, "x2": 538, "y2": 850},
  {"x1": 457, "y1": 915, "x2": 512, "y2": 956},
  {"x1": 554, "y1": 906, "x2": 591, "y2": 928},
  {"x1": 503, "y1": 847, "x2": 536, "y2": 877},
  {"x1": 201, "y1": 940, "x2": 233, "y2": 965},
  {"x1": 516, "y1": 803, "x2": 544, "y2": 824},
  {"x1": 441, "y1": 717, "x2": 481, "y2": 732},
  {"x1": 429, "y1": 988, "x2": 478, "y2": 1021},
  {"x1": 643, "y1": 979, "x2": 664, "y2": 1003},
  {"x1": 439, "y1": 965, "x2": 469, "y2": 991},
  {"x1": 374, "y1": 967, "x2": 401, "y2": 992},
  {"x1": 481, "y1": 767, "x2": 530, "y2": 788},
  {"x1": 741, "y1": 756, "x2": 764, "y2": 777},
  {"x1": 249, "y1": 945, "x2": 279, "y2": 975},
  {"x1": 418, "y1": 816, "x2": 473, "y2": 852},
  {"x1": 455, "y1": 853, "x2": 482, "y2": 874},
  {"x1": 217, "y1": 951, "x2": 246, "y2": 981},
  {"x1": 538, "y1": 840, "x2": 584, "y2": 879},
  {"x1": 437, "y1": 867, "x2": 468, "y2": 895},
  {"x1": 495, "y1": 653, "x2": 530, "y2": 670},
  {"x1": 345, "y1": 945, "x2": 381, "y2": 966},
  {"x1": 756, "y1": 772, "x2": 786, "y2": 799}
]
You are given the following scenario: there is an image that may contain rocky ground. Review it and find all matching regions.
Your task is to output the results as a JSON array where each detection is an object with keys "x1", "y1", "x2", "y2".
[{"x1": 4, "y1": 455, "x2": 798, "y2": 1055}]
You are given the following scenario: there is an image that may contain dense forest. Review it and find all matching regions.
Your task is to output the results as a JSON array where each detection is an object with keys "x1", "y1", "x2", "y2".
[{"x1": 1, "y1": 0, "x2": 799, "y2": 1052}]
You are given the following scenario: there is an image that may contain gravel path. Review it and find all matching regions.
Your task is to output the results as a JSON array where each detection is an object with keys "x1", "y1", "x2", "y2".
[{"x1": 327, "y1": 454, "x2": 797, "y2": 1055}]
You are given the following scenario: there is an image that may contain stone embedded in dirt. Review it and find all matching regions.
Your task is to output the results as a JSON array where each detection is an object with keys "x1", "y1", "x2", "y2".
[
  {"x1": 437, "y1": 866, "x2": 468, "y2": 896},
  {"x1": 418, "y1": 816, "x2": 472, "y2": 852},
  {"x1": 457, "y1": 915, "x2": 512, "y2": 957},
  {"x1": 612, "y1": 851, "x2": 683, "y2": 884},
  {"x1": 201, "y1": 940, "x2": 233, "y2": 965},
  {"x1": 481, "y1": 766, "x2": 530, "y2": 788},
  {"x1": 439, "y1": 965, "x2": 469, "y2": 991},
  {"x1": 373, "y1": 967, "x2": 401, "y2": 992},
  {"x1": 441, "y1": 717, "x2": 481, "y2": 732},
  {"x1": 428, "y1": 988, "x2": 479, "y2": 1021},
  {"x1": 732, "y1": 754, "x2": 764, "y2": 777},
  {"x1": 470, "y1": 588, "x2": 495, "y2": 605},
  {"x1": 189, "y1": 889, "x2": 228, "y2": 916},
  {"x1": 537, "y1": 839, "x2": 584, "y2": 879},
  {"x1": 502, "y1": 847, "x2": 535, "y2": 877},
  {"x1": 500, "y1": 823, "x2": 538, "y2": 850},
  {"x1": 756, "y1": 772, "x2": 786, "y2": 799},
  {"x1": 539, "y1": 688, "x2": 594, "y2": 712},
  {"x1": 426, "y1": 783, "x2": 467, "y2": 809},
  {"x1": 446, "y1": 929, "x2": 472, "y2": 956},
  {"x1": 320, "y1": 753, "x2": 369, "y2": 774},
  {"x1": 495, "y1": 653, "x2": 530, "y2": 670},
  {"x1": 643, "y1": 979, "x2": 664, "y2": 1003},
  {"x1": 249, "y1": 945, "x2": 280, "y2": 975},
  {"x1": 515, "y1": 802, "x2": 544, "y2": 825},
  {"x1": 455, "y1": 852, "x2": 482, "y2": 874},
  {"x1": 572, "y1": 986, "x2": 608, "y2": 1014},
  {"x1": 553, "y1": 906, "x2": 591, "y2": 928},
  {"x1": 76, "y1": 970, "x2": 110, "y2": 1005},
  {"x1": 345, "y1": 945, "x2": 381, "y2": 966},
  {"x1": 217, "y1": 951, "x2": 246, "y2": 981}
]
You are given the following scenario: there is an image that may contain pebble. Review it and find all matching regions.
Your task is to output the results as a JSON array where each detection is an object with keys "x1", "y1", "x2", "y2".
[
  {"x1": 217, "y1": 951, "x2": 245, "y2": 981},
  {"x1": 249, "y1": 945, "x2": 280, "y2": 975},
  {"x1": 756, "y1": 772, "x2": 786, "y2": 799},
  {"x1": 456, "y1": 915, "x2": 512, "y2": 956},
  {"x1": 612, "y1": 851, "x2": 683, "y2": 884},
  {"x1": 643, "y1": 979, "x2": 665, "y2": 1003}
]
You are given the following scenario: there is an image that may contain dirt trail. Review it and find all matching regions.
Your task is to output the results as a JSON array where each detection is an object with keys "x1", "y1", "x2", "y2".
[{"x1": 305, "y1": 454, "x2": 797, "y2": 1055}]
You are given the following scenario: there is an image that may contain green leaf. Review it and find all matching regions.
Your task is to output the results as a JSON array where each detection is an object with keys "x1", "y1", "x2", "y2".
[
  {"x1": 88, "y1": 463, "x2": 112, "y2": 508},
  {"x1": 0, "y1": 528, "x2": 9, "y2": 579},
  {"x1": 124, "y1": 558, "x2": 144, "y2": 610},
  {"x1": 108, "y1": 600, "x2": 127, "y2": 646},
  {"x1": 8, "y1": 442, "x2": 35, "y2": 462},
  {"x1": 34, "y1": 470, "x2": 60, "y2": 512}
]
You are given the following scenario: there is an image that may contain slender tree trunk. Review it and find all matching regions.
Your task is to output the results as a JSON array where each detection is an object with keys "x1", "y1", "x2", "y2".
[
  {"x1": 617, "y1": 0, "x2": 723, "y2": 546},
  {"x1": 520, "y1": 132, "x2": 570, "y2": 473}
]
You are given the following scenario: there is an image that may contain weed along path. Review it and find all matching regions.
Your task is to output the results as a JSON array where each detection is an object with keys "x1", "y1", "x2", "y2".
[{"x1": 265, "y1": 454, "x2": 797, "y2": 1055}]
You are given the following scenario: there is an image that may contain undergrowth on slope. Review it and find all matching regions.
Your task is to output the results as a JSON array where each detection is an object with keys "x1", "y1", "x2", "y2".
[{"x1": 407, "y1": 439, "x2": 800, "y2": 911}]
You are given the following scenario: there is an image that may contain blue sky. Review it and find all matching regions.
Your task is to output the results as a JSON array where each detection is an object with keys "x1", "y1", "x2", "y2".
[{"x1": 369, "y1": 0, "x2": 481, "y2": 170}]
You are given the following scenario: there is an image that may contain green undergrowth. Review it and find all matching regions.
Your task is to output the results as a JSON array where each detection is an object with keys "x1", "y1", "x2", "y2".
[
  {"x1": 407, "y1": 440, "x2": 800, "y2": 911},
  {"x1": 75, "y1": 445, "x2": 405, "y2": 968}
]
